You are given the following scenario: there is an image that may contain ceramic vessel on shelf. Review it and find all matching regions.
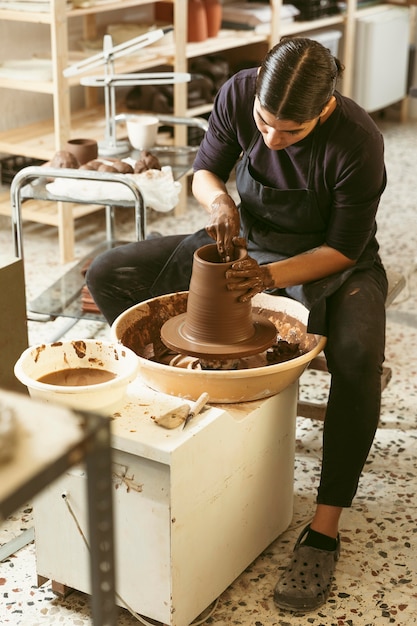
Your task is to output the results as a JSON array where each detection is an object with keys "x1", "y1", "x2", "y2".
[
  {"x1": 125, "y1": 114, "x2": 159, "y2": 150},
  {"x1": 65, "y1": 138, "x2": 98, "y2": 165},
  {"x1": 203, "y1": 0, "x2": 222, "y2": 38},
  {"x1": 188, "y1": 0, "x2": 208, "y2": 42}
]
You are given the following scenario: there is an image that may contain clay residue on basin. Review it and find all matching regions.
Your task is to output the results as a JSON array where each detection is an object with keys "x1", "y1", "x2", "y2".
[
  {"x1": 253, "y1": 304, "x2": 316, "y2": 365},
  {"x1": 117, "y1": 292, "x2": 315, "y2": 370},
  {"x1": 112, "y1": 293, "x2": 326, "y2": 403},
  {"x1": 118, "y1": 292, "x2": 188, "y2": 361}
]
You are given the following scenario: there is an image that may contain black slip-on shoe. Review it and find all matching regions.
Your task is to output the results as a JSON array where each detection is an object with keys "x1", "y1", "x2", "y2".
[{"x1": 273, "y1": 524, "x2": 340, "y2": 612}]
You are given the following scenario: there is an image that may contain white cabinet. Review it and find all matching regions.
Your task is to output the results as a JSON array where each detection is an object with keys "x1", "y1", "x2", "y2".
[
  {"x1": 34, "y1": 381, "x2": 298, "y2": 626},
  {"x1": 352, "y1": 5, "x2": 411, "y2": 112}
]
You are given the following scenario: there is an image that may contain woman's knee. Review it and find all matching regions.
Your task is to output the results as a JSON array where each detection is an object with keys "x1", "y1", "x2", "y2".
[
  {"x1": 85, "y1": 254, "x2": 113, "y2": 292},
  {"x1": 325, "y1": 299, "x2": 386, "y2": 383},
  {"x1": 326, "y1": 332, "x2": 384, "y2": 381}
]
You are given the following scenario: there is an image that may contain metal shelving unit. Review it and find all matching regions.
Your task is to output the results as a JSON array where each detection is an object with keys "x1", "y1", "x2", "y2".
[{"x1": 0, "y1": 388, "x2": 117, "y2": 626}]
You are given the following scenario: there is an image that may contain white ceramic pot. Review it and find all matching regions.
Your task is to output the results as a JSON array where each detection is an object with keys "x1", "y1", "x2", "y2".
[{"x1": 125, "y1": 114, "x2": 159, "y2": 150}]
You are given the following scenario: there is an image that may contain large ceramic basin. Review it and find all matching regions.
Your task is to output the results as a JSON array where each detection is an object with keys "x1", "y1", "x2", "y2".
[{"x1": 111, "y1": 292, "x2": 326, "y2": 404}]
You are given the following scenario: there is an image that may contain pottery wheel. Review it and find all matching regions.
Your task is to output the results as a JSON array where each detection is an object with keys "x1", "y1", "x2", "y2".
[{"x1": 160, "y1": 312, "x2": 277, "y2": 360}]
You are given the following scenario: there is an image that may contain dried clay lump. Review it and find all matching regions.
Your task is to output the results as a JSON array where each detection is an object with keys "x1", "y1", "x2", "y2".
[{"x1": 48, "y1": 150, "x2": 161, "y2": 173}]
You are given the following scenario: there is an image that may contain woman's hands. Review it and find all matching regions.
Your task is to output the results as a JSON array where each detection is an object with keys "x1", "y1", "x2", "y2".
[
  {"x1": 204, "y1": 189, "x2": 274, "y2": 301},
  {"x1": 226, "y1": 242, "x2": 275, "y2": 302},
  {"x1": 206, "y1": 193, "x2": 241, "y2": 262}
]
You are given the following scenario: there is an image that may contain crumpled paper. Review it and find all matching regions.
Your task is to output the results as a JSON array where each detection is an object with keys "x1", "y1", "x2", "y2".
[{"x1": 45, "y1": 165, "x2": 182, "y2": 213}]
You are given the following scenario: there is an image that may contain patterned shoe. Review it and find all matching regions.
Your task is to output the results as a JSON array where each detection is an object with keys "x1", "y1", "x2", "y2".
[{"x1": 273, "y1": 525, "x2": 341, "y2": 612}]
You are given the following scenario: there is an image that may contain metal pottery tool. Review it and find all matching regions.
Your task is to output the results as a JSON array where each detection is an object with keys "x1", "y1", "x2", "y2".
[{"x1": 154, "y1": 392, "x2": 209, "y2": 430}]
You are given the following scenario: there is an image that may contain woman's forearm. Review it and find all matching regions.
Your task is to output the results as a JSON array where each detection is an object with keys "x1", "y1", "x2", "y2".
[
  {"x1": 193, "y1": 169, "x2": 241, "y2": 261},
  {"x1": 192, "y1": 170, "x2": 355, "y2": 287},
  {"x1": 268, "y1": 245, "x2": 356, "y2": 288},
  {"x1": 192, "y1": 169, "x2": 231, "y2": 212}
]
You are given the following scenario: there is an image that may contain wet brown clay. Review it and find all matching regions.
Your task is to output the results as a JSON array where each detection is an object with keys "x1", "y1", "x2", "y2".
[{"x1": 160, "y1": 244, "x2": 277, "y2": 360}]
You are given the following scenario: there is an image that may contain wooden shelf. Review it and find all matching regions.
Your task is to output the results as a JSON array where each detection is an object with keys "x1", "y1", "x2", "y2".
[
  {"x1": 0, "y1": 52, "x2": 176, "y2": 93},
  {"x1": 0, "y1": 77, "x2": 54, "y2": 93},
  {"x1": 0, "y1": 105, "x2": 123, "y2": 160},
  {"x1": 67, "y1": 0, "x2": 159, "y2": 18},
  {"x1": 0, "y1": 8, "x2": 52, "y2": 22},
  {"x1": 0, "y1": 0, "x2": 390, "y2": 263},
  {"x1": 0, "y1": 191, "x2": 103, "y2": 225},
  {"x1": 0, "y1": 0, "x2": 155, "y2": 21},
  {"x1": 0, "y1": 0, "x2": 393, "y2": 161},
  {"x1": 185, "y1": 28, "x2": 269, "y2": 58},
  {"x1": 280, "y1": 15, "x2": 345, "y2": 37}
]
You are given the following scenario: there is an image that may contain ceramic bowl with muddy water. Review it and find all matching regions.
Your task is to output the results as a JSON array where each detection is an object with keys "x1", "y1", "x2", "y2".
[{"x1": 14, "y1": 339, "x2": 139, "y2": 414}]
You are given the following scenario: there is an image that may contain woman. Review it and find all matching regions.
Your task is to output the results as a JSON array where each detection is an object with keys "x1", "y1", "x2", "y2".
[{"x1": 87, "y1": 37, "x2": 388, "y2": 612}]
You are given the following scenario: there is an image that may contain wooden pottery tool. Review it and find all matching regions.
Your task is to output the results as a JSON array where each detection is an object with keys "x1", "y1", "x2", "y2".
[{"x1": 154, "y1": 392, "x2": 209, "y2": 430}]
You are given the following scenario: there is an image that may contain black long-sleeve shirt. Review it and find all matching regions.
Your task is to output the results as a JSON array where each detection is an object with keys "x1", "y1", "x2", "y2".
[{"x1": 193, "y1": 68, "x2": 386, "y2": 261}]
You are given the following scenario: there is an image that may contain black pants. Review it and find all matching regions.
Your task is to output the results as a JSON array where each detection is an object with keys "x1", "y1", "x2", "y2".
[
  {"x1": 86, "y1": 234, "x2": 189, "y2": 325},
  {"x1": 87, "y1": 236, "x2": 388, "y2": 508}
]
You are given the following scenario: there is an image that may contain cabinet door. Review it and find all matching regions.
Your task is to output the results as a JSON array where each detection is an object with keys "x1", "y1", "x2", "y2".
[{"x1": 352, "y1": 7, "x2": 410, "y2": 112}]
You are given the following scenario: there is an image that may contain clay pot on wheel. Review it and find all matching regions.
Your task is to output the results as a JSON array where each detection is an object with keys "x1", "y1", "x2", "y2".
[{"x1": 160, "y1": 244, "x2": 277, "y2": 360}]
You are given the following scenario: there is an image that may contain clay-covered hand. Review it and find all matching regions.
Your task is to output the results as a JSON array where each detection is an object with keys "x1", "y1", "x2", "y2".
[
  {"x1": 225, "y1": 255, "x2": 275, "y2": 302},
  {"x1": 206, "y1": 193, "x2": 240, "y2": 262}
]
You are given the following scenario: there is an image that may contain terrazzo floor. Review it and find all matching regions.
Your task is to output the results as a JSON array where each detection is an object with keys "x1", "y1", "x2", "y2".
[{"x1": 1, "y1": 113, "x2": 417, "y2": 625}]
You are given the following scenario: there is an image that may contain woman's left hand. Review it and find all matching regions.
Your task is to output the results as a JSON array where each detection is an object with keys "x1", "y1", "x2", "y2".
[{"x1": 225, "y1": 252, "x2": 275, "y2": 302}]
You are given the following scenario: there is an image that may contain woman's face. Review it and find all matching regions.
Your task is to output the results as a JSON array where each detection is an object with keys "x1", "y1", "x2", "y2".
[{"x1": 253, "y1": 97, "x2": 319, "y2": 150}]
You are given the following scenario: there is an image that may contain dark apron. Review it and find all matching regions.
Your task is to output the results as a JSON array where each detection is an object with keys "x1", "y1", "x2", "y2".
[
  {"x1": 151, "y1": 127, "x2": 378, "y2": 335},
  {"x1": 236, "y1": 128, "x2": 380, "y2": 334}
]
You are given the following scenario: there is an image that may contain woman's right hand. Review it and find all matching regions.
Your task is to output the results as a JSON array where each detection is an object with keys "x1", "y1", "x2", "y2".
[{"x1": 205, "y1": 193, "x2": 241, "y2": 262}]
